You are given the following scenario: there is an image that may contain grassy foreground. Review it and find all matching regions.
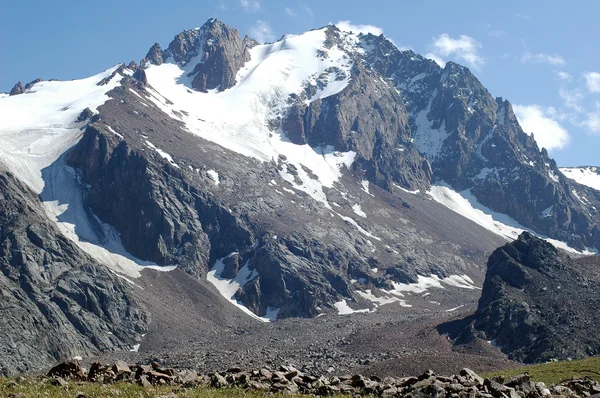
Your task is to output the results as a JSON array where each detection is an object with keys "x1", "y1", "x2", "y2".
[
  {"x1": 483, "y1": 356, "x2": 600, "y2": 385},
  {"x1": 0, "y1": 378, "x2": 294, "y2": 398}
]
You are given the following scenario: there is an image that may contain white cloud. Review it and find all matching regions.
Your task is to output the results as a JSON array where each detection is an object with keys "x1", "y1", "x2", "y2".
[
  {"x1": 555, "y1": 71, "x2": 572, "y2": 81},
  {"x1": 559, "y1": 87, "x2": 584, "y2": 112},
  {"x1": 516, "y1": 13, "x2": 532, "y2": 20},
  {"x1": 485, "y1": 24, "x2": 505, "y2": 38},
  {"x1": 430, "y1": 34, "x2": 484, "y2": 70},
  {"x1": 249, "y1": 20, "x2": 275, "y2": 43},
  {"x1": 521, "y1": 52, "x2": 566, "y2": 66},
  {"x1": 513, "y1": 104, "x2": 570, "y2": 151},
  {"x1": 424, "y1": 53, "x2": 445, "y2": 68},
  {"x1": 488, "y1": 30, "x2": 505, "y2": 38},
  {"x1": 240, "y1": 0, "x2": 260, "y2": 12},
  {"x1": 583, "y1": 72, "x2": 600, "y2": 93},
  {"x1": 335, "y1": 21, "x2": 384, "y2": 36},
  {"x1": 583, "y1": 112, "x2": 600, "y2": 133},
  {"x1": 284, "y1": 3, "x2": 313, "y2": 20},
  {"x1": 581, "y1": 102, "x2": 600, "y2": 134}
]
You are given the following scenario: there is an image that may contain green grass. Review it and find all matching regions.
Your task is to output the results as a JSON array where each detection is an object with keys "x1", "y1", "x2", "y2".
[
  {"x1": 483, "y1": 356, "x2": 600, "y2": 385},
  {"x1": 0, "y1": 377, "x2": 302, "y2": 398}
]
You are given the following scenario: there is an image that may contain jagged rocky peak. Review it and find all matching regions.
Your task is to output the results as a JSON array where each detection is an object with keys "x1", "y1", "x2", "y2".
[
  {"x1": 143, "y1": 18, "x2": 254, "y2": 92},
  {"x1": 9, "y1": 81, "x2": 25, "y2": 96},
  {"x1": 144, "y1": 43, "x2": 164, "y2": 66},
  {"x1": 8, "y1": 78, "x2": 44, "y2": 96}
]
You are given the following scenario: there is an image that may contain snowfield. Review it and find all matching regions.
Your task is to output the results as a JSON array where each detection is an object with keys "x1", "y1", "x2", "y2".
[
  {"x1": 0, "y1": 66, "x2": 176, "y2": 278},
  {"x1": 427, "y1": 183, "x2": 597, "y2": 255},
  {"x1": 560, "y1": 167, "x2": 600, "y2": 192},
  {"x1": 143, "y1": 27, "x2": 362, "y2": 208}
]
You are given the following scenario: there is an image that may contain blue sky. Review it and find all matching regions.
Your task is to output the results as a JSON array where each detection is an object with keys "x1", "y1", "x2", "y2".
[{"x1": 2, "y1": 0, "x2": 599, "y2": 167}]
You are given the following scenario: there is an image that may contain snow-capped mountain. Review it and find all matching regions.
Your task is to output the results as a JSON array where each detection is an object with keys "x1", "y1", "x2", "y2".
[{"x1": 1, "y1": 18, "x2": 599, "y2": 374}]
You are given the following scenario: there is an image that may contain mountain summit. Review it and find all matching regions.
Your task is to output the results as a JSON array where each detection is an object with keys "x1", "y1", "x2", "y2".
[{"x1": 0, "y1": 18, "x2": 598, "y2": 374}]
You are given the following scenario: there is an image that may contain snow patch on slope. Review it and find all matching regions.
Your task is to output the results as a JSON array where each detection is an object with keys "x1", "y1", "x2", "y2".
[
  {"x1": 0, "y1": 66, "x2": 177, "y2": 278},
  {"x1": 144, "y1": 28, "x2": 359, "y2": 208},
  {"x1": 206, "y1": 169, "x2": 220, "y2": 185},
  {"x1": 413, "y1": 99, "x2": 449, "y2": 160},
  {"x1": 207, "y1": 253, "x2": 278, "y2": 322},
  {"x1": 333, "y1": 299, "x2": 371, "y2": 315},
  {"x1": 145, "y1": 140, "x2": 180, "y2": 168},
  {"x1": 560, "y1": 167, "x2": 600, "y2": 192},
  {"x1": 428, "y1": 183, "x2": 596, "y2": 254},
  {"x1": 352, "y1": 204, "x2": 367, "y2": 218}
]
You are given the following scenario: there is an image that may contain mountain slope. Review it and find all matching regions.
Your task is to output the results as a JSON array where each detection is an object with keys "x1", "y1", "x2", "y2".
[
  {"x1": 357, "y1": 33, "x2": 600, "y2": 252},
  {"x1": 1, "y1": 18, "x2": 598, "y2": 328},
  {"x1": 0, "y1": 169, "x2": 148, "y2": 375}
]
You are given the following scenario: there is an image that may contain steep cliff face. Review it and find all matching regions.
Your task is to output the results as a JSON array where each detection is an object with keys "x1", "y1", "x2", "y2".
[
  {"x1": 279, "y1": 27, "x2": 431, "y2": 191},
  {"x1": 0, "y1": 170, "x2": 148, "y2": 376},
  {"x1": 441, "y1": 232, "x2": 600, "y2": 363},
  {"x1": 66, "y1": 124, "x2": 253, "y2": 277}
]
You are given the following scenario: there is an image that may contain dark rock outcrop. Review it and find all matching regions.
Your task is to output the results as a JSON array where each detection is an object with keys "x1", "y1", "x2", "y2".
[
  {"x1": 441, "y1": 232, "x2": 600, "y2": 363},
  {"x1": 144, "y1": 18, "x2": 254, "y2": 92},
  {"x1": 0, "y1": 170, "x2": 148, "y2": 376},
  {"x1": 9, "y1": 81, "x2": 25, "y2": 95},
  {"x1": 144, "y1": 43, "x2": 163, "y2": 66},
  {"x1": 279, "y1": 26, "x2": 431, "y2": 191}
]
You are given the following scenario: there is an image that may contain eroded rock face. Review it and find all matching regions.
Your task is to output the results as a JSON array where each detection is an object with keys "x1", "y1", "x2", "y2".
[
  {"x1": 278, "y1": 27, "x2": 431, "y2": 192},
  {"x1": 442, "y1": 232, "x2": 600, "y2": 363},
  {"x1": 0, "y1": 171, "x2": 148, "y2": 376}
]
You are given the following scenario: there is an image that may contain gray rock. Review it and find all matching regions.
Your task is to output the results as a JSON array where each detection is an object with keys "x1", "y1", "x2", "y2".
[
  {"x1": 0, "y1": 171, "x2": 148, "y2": 376},
  {"x1": 9, "y1": 81, "x2": 25, "y2": 95},
  {"x1": 442, "y1": 232, "x2": 600, "y2": 363}
]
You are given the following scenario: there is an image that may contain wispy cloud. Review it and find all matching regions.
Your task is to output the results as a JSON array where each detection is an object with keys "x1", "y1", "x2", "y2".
[
  {"x1": 559, "y1": 87, "x2": 584, "y2": 112},
  {"x1": 521, "y1": 52, "x2": 566, "y2": 66},
  {"x1": 516, "y1": 13, "x2": 532, "y2": 20},
  {"x1": 513, "y1": 104, "x2": 570, "y2": 151},
  {"x1": 429, "y1": 34, "x2": 484, "y2": 70},
  {"x1": 249, "y1": 20, "x2": 275, "y2": 43},
  {"x1": 284, "y1": 3, "x2": 313, "y2": 20},
  {"x1": 555, "y1": 71, "x2": 572, "y2": 81},
  {"x1": 335, "y1": 21, "x2": 384, "y2": 36},
  {"x1": 240, "y1": 0, "x2": 260, "y2": 12},
  {"x1": 583, "y1": 72, "x2": 600, "y2": 93},
  {"x1": 485, "y1": 23, "x2": 505, "y2": 38},
  {"x1": 583, "y1": 113, "x2": 600, "y2": 133}
]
